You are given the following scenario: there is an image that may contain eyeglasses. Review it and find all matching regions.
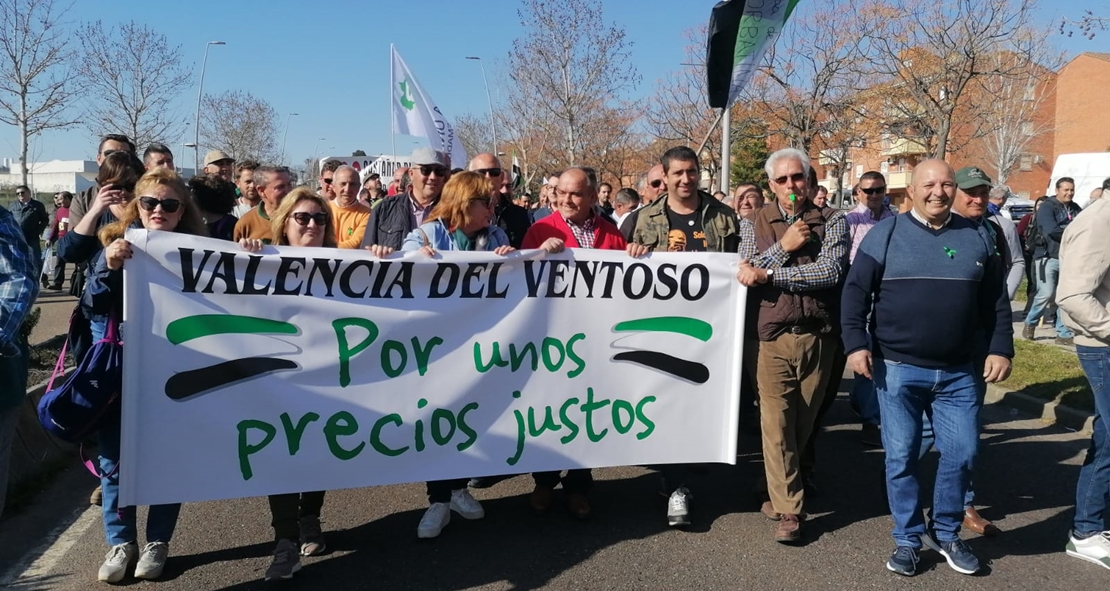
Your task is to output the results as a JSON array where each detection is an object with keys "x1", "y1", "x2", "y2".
[
  {"x1": 418, "y1": 164, "x2": 448, "y2": 177},
  {"x1": 649, "y1": 179, "x2": 663, "y2": 188},
  {"x1": 15, "y1": 191, "x2": 27, "y2": 196},
  {"x1": 322, "y1": 177, "x2": 333, "y2": 184},
  {"x1": 138, "y1": 196, "x2": 182, "y2": 213},
  {"x1": 291, "y1": 212, "x2": 329, "y2": 226},
  {"x1": 772, "y1": 172, "x2": 806, "y2": 185},
  {"x1": 860, "y1": 185, "x2": 887, "y2": 196},
  {"x1": 470, "y1": 197, "x2": 492, "y2": 207},
  {"x1": 473, "y1": 167, "x2": 502, "y2": 178}
]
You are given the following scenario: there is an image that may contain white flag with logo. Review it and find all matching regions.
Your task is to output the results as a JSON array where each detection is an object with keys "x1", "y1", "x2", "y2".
[{"x1": 391, "y1": 45, "x2": 467, "y2": 168}]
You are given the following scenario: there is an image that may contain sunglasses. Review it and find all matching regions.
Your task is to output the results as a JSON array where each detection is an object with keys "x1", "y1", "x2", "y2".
[
  {"x1": 773, "y1": 172, "x2": 806, "y2": 185},
  {"x1": 473, "y1": 167, "x2": 502, "y2": 177},
  {"x1": 291, "y1": 212, "x2": 329, "y2": 227},
  {"x1": 418, "y1": 164, "x2": 448, "y2": 177},
  {"x1": 322, "y1": 177, "x2": 333, "y2": 184},
  {"x1": 649, "y1": 179, "x2": 663, "y2": 188},
  {"x1": 138, "y1": 196, "x2": 182, "y2": 213},
  {"x1": 470, "y1": 197, "x2": 492, "y2": 207},
  {"x1": 860, "y1": 185, "x2": 887, "y2": 195}
]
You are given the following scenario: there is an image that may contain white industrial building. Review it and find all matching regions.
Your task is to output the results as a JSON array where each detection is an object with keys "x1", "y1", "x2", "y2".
[{"x1": 0, "y1": 158, "x2": 197, "y2": 195}]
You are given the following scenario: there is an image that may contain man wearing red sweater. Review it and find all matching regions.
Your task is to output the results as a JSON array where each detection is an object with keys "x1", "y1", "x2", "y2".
[
  {"x1": 520, "y1": 167, "x2": 626, "y2": 519},
  {"x1": 522, "y1": 167, "x2": 626, "y2": 251}
]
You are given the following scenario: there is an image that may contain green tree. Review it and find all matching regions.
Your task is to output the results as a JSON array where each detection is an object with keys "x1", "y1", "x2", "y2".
[
  {"x1": 730, "y1": 119, "x2": 770, "y2": 192},
  {"x1": 352, "y1": 149, "x2": 366, "y2": 157}
]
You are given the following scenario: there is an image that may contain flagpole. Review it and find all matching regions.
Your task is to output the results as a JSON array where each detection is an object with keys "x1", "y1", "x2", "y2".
[
  {"x1": 390, "y1": 44, "x2": 396, "y2": 159},
  {"x1": 720, "y1": 105, "x2": 731, "y2": 193},
  {"x1": 696, "y1": 108, "x2": 726, "y2": 156}
]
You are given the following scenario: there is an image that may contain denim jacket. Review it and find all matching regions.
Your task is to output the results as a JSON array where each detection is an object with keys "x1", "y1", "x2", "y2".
[{"x1": 401, "y1": 220, "x2": 511, "y2": 252}]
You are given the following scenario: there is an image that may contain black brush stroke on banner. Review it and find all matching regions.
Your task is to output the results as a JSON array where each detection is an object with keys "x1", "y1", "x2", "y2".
[
  {"x1": 165, "y1": 357, "x2": 299, "y2": 401},
  {"x1": 706, "y1": 0, "x2": 748, "y2": 109},
  {"x1": 613, "y1": 351, "x2": 710, "y2": 384}
]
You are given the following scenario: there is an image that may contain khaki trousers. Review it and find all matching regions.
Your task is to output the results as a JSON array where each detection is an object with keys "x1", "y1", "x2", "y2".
[{"x1": 747, "y1": 331, "x2": 835, "y2": 516}]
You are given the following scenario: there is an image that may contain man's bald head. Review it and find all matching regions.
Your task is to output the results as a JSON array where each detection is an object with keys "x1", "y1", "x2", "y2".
[
  {"x1": 908, "y1": 158, "x2": 956, "y2": 225},
  {"x1": 555, "y1": 167, "x2": 598, "y2": 224},
  {"x1": 468, "y1": 152, "x2": 504, "y2": 195}
]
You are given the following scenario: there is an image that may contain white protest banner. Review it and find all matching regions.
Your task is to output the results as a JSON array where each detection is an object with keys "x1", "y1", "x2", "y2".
[{"x1": 119, "y1": 231, "x2": 745, "y2": 506}]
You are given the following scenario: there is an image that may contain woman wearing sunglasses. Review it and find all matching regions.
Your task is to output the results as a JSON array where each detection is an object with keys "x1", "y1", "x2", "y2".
[
  {"x1": 365, "y1": 171, "x2": 513, "y2": 538},
  {"x1": 238, "y1": 187, "x2": 336, "y2": 582},
  {"x1": 82, "y1": 168, "x2": 207, "y2": 584}
]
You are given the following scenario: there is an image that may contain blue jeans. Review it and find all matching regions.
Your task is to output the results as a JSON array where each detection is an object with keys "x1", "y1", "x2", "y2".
[
  {"x1": 99, "y1": 413, "x2": 181, "y2": 545},
  {"x1": 920, "y1": 355, "x2": 987, "y2": 509},
  {"x1": 876, "y1": 360, "x2": 980, "y2": 547},
  {"x1": 1025, "y1": 258, "x2": 1073, "y2": 338},
  {"x1": 1074, "y1": 345, "x2": 1110, "y2": 536}
]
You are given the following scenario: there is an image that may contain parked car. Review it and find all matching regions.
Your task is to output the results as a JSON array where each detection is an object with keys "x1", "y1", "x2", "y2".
[{"x1": 1001, "y1": 197, "x2": 1034, "y2": 222}]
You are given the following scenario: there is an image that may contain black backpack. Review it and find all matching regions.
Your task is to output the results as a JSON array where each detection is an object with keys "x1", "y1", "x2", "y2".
[{"x1": 1022, "y1": 214, "x2": 1045, "y2": 254}]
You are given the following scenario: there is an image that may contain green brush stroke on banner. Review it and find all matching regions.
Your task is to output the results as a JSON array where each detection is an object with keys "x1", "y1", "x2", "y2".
[
  {"x1": 613, "y1": 317, "x2": 713, "y2": 342},
  {"x1": 166, "y1": 315, "x2": 298, "y2": 345},
  {"x1": 732, "y1": 0, "x2": 801, "y2": 63}
]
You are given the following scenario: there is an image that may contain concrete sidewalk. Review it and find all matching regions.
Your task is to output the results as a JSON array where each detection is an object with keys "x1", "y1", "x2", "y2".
[{"x1": 27, "y1": 281, "x2": 76, "y2": 346}]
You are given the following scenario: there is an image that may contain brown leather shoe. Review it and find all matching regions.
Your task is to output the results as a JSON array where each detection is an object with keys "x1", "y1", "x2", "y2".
[
  {"x1": 963, "y1": 507, "x2": 1001, "y2": 536},
  {"x1": 775, "y1": 514, "x2": 803, "y2": 544},
  {"x1": 760, "y1": 501, "x2": 781, "y2": 521},
  {"x1": 530, "y1": 485, "x2": 553, "y2": 514},
  {"x1": 566, "y1": 493, "x2": 591, "y2": 520},
  {"x1": 90, "y1": 485, "x2": 102, "y2": 506}
]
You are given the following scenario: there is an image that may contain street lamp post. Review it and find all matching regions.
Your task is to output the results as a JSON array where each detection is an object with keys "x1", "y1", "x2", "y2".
[
  {"x1": 465, "y1": 56, "x2": 497, "y2": 154},
  {"x1": 279, "y1": 112, "x2": 299, "y2": 164},
  {"x1": 182, "y1": 142, "x2": 197, "y2": 175},
  {"x1": 194, "y1": 41, "x2": 226, "y2": 171},
  {"x1": 311, "y1": 138, "x2": 326, "y2": 186}
]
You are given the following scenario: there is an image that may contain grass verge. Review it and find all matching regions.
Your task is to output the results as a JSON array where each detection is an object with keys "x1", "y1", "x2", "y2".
[{"x1": 1005, "y1": 338, "x2": 1092, "y2": 412}]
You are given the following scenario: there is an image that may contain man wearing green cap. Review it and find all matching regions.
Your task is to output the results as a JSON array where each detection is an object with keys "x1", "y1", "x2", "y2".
[{"x1": 934, "y1": 165, "x2": 1020, "y2": 538}]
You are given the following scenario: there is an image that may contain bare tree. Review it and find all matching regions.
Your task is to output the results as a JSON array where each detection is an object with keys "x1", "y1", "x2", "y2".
[
  {"x1": 978, "y1": 40, "x2": 1064, "y2": 183},
  {"x1": 1061, "y1": 10, "x2": 1108, "y2": 39},
  {"x1": 742, "y1": 6, "x2": 867, "y2": 156},
  {"x1": 644, "y1": 27, "x2": 722, "y2": 186},
  {"x1": 0, "y1": 0, "x2": 78, "y2": 185},
  {"x1": 860, "y1": 0, "x2": 1040, "y2": 158},
  {"x1": 73, "y1": 20, "x2": 192, "y2": 150},
  {"x1": 498, "y1": 87, "x2": 558, "y2": 191},
  {"x1": 199, "y1": 90, "x2": 279, "y2": 163},
  {"x1": 454, "y1": 111, "x2": 492, "y2": 162},
  {"x1": 507, "y1": 0, "x2": 640, "y2": 165}
]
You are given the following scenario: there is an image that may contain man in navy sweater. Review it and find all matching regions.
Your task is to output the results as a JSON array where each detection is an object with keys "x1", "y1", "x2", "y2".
[{"x1": 841, "y1": 159, "x2": 1014, "y2": 577}]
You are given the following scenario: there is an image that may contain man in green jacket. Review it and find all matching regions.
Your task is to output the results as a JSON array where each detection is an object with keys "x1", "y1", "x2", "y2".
[{"x1": 627, "y1": 146, "x2": 742, "y2": 528}]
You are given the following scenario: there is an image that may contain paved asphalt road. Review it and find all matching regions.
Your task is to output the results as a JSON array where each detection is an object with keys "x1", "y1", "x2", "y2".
[{"x1": 1, "y1": 387, "x2": 1105, "y2": 591}]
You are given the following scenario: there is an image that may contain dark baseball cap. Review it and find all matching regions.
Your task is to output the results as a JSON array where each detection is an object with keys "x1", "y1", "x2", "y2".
[{"x1": 955, "y1": 166, "x2": 992, "y2": 190}]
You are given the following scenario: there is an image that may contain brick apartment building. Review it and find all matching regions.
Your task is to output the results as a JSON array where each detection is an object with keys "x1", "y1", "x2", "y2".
[{"x1": 809, "y1": 52, "x2": 1110, "y2": 209}]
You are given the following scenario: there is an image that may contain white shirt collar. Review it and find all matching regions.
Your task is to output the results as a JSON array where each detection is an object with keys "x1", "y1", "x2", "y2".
[{"x1": 909, "y1": 207, "x2": 952, "y2": 229}]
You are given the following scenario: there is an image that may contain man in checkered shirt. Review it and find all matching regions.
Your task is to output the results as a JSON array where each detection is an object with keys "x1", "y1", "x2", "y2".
[{"x1": 0, "y1": 203, "x2": 41, "y2": 517}]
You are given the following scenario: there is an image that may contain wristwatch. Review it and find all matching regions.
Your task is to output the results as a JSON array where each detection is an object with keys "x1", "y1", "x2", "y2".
[{"x1": 766, "y1": 268, "x2": 774, "y2": 278}]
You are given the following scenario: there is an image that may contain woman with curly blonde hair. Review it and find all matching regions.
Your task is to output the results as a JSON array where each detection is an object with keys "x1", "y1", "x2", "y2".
[{"x1": 82, "y1": 167, "x2": 207, "y2": 584}]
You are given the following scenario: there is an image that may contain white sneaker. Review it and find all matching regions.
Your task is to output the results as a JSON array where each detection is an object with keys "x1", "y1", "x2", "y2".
[
  {"x1": 1067, "y1": 531, "x2": 1110, "y2": 570},
  {"x1": 133, "y1": 542, "x2": 169, "y2": 580},
  {"x1": 418, "y1": 502, "x2": 451, "y2": 538},
  {"x1": 98, "y1": 542, "x2": 138, "y2": 583},
  {"x1": 450, "y1": 488, "x2": 485, "y2": 520},
  {"x1": 667, "y1": 487, "x2": 692, "y2": 527}
]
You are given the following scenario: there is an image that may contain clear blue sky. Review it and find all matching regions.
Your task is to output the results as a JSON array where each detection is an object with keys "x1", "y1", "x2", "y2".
[{"x1": 7, "y1": 0, "x2": 1108, "y2": 168}]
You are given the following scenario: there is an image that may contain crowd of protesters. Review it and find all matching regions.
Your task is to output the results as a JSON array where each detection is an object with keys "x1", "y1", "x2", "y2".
[{"x1": 0, "y1": 132, "x2": 1108, "y2": 584}]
